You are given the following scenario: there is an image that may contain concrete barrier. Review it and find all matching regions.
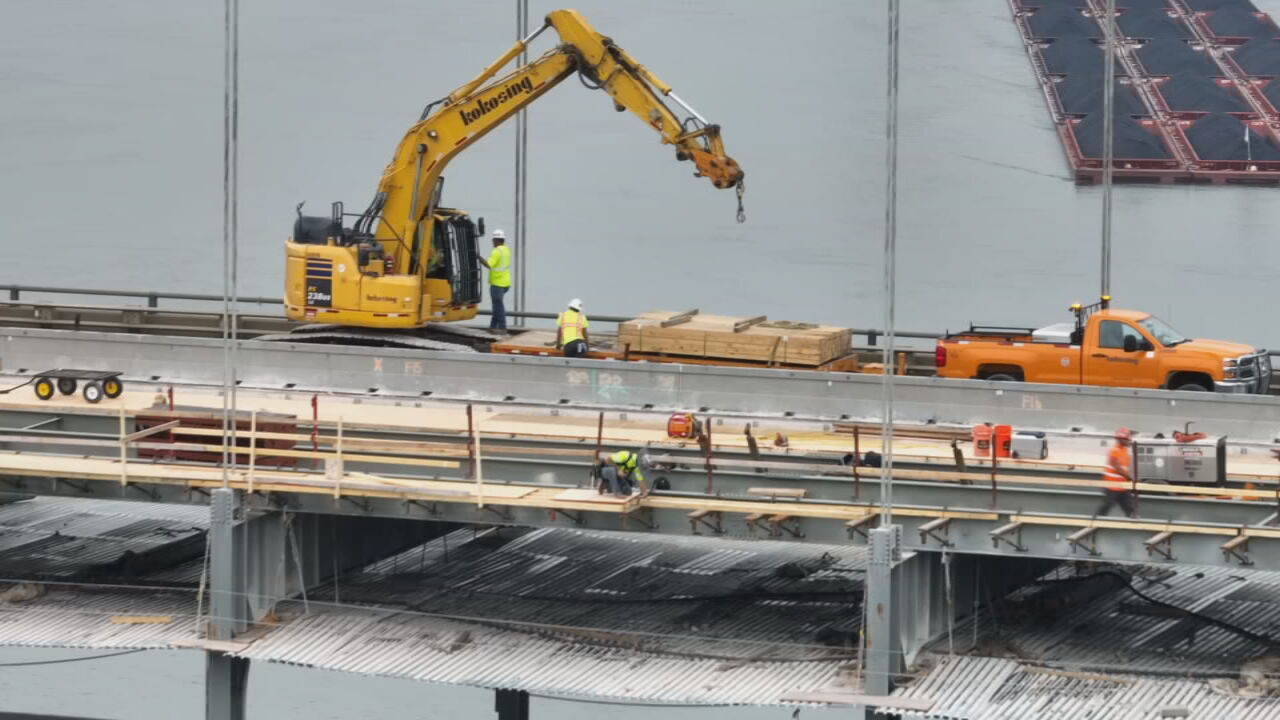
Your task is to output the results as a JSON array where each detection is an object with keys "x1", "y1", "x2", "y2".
[{"x1": 2, "y1": 327, "x2": 1279, "y2": 441}]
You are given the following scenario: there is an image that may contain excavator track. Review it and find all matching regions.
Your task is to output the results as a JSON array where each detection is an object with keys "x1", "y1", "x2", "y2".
[{"x1": 256, "y1": 323, "x2": 503, "y2": 352}]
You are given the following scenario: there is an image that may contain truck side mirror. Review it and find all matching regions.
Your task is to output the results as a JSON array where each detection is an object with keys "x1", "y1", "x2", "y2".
[
  {"x1": 1123, "y1": 335, "x2": 1138, "y2": 353},
  {"x1": 1141, "y1": 339, "x2": 1154, "y2": 352},
  {"x1": 477, "y1": 217, "x2": 486, "y2": 236}
]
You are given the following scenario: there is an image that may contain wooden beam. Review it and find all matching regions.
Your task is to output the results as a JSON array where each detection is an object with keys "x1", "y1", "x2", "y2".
[
  {"x1": 1066, "y1": 527, "x2": 1098, "y2": 542},
  {"x1": 746, "y1": 486, "x2": 808, "y2": 499},
  {"x1": 990, "y1": 521, "x2": 1024, "y2": 538},
  {"x1": 846, "y1": 514, "x2": 878, "y2": 529},
  {"x1": 123, "y1": 420, "x2": 180, "y2": 443},
  {"x1": 919, "y1": 517, "x2": 950, "y2": 533},
  {"x1": 990, "y1": 521, "x2": 1027, "y2": 551},
  {"x1": 1222, "y1": 534, "x2": 1250, "y2": 552},
  {"x1": 659, "y1": 309, "x2": 699, "y2": 327},
  {"x1": 112, "y1": 615, "x2": 173, "y2": 625}
]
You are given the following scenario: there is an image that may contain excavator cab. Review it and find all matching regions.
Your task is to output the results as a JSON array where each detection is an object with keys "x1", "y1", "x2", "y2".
[
  {"x1": 286, "y1": 198, "x2": 482, "y2": 325},
  {"x1": 425, "y1": 208, "x2": 483, "y2": 308}
]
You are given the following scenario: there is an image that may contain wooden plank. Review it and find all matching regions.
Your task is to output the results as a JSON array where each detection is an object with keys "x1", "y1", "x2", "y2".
[
  {"x1": 123, "y1": 420, "x2": 180, "y2": 443},
  {"x1": 171, "y1": 638, "x2": 252, "y2": 653},
  {"x1": 1008, "y1": 512, "x2": 1280, "y2": 539},
  {"x1": 846, "y1": 514, "x2": 878, "y2": 528},
  {"x1": 554, "y1": 488, "x2": 639, "y2": 509},
  {"x1": 111, "y1": 615, "x2": 173, "y2": 624},
  {"x1": 1223, "y1": 534, "x2": 1250, "y2": 551},
  {"x1": 733, "y1": 315, "x2": 767, "y2": 332},
  {"x1": 659, "y1": 309, "x2": 700, "y2": 327},
  {"x1": 746, "y1": 486, "x2": 808, "y2": 498}
]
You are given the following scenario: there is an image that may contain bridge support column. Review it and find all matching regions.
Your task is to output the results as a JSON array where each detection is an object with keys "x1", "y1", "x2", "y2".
[
  {"x1": 494, "y1": 689, "x2": 530, "y2": 720},
  {"x1": 864, "y1": 525, "x2": 903, "y2": 696},
  {"x1": 201, "y1": 492, "x2": 454, "y2": 719},
  {"x1": 207, "y1": 488, "x2": 249, "y2": 720}
]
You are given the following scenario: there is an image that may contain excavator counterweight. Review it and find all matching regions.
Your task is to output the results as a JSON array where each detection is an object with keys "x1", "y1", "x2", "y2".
[{"x1": 285, "y1": 9, "x2": 744, "y2": 329}]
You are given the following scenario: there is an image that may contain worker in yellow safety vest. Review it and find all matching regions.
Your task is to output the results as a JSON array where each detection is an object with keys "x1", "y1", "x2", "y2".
[
  {"x1": 602, "y1": 449, "x2": 647, "y2": 497},
  {"x1": 476, "y1": 229, "x2": 512, "y2": 330},
  {"x1": 556, "y1": 298, "x2": 591, "y2": 358},
  {"x1": 1096, "y1": 427, "x2": 1137, "y2": 518}
]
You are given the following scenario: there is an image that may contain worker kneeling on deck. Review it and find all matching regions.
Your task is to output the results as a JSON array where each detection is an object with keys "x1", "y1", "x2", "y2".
[
  {"x1": 601, "y1": 449, "x2": 647, "y2": 497},
  {"x1": 557, "y1": 298, "x2": 590, "y2": 358},
  {"x1": 1097, "y1": 427, "x2": 1137, "y2": 518}
]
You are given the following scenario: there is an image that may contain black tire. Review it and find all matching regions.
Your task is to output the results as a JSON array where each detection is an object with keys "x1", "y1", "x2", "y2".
[
  {"x1": 82, "y1": 381, "x2": 103, "y2": 404},
  {"x1": 33, "y1": 377, "x2": 55, "y2": 401},
  {"x1": 1174, "y1": 382, "x2": 1209, "y2": 392},
  {"x1": 103, "y1": 378, "x2": 123, "y2": 399},
  {"x1": 57, "y1": 377, "x2": 77, "y2": 395},
  {"x1": 985, "y1": 373, "x2": 1019, "y2": 382}
]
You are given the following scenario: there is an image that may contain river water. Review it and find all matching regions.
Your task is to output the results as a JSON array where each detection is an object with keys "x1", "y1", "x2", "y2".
[{"x1": 2, "y1": 0, "x2": 1278, "y2": 717}]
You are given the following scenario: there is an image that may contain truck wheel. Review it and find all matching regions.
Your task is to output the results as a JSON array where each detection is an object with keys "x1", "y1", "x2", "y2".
[
  {"x1": 986, "y1": 374, "x2": 1019, "y2": 382},
  {"x1": 1174, "y1": 382, "x2": 1209, "y2": 392}
]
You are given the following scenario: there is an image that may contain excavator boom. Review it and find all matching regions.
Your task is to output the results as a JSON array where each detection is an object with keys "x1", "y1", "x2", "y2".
[{"x1": 285, "y1": 9, "x2": 744, "y2": 329}]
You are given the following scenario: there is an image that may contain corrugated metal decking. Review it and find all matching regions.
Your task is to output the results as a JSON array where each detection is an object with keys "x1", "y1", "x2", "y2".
[
  {"x1": 234, "y1": 528, "x2": 869, "y2": 706},
  {"x1": 889, "y1": 562, "x2": 1280, "y2": 718}
]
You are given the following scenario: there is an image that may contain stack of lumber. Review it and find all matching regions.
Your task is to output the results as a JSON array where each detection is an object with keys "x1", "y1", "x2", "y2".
[{"x1": 617, "y1": 310, "x2": 852, "y2": 366}]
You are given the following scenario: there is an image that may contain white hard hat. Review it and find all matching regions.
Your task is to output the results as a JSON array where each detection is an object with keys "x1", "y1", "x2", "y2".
[
  {"x1": 492, "y1": 229, "x2": 506, "y2": 240},
  {"x1": 568, "y1": 298, "x2": 583, "y2": 311}
]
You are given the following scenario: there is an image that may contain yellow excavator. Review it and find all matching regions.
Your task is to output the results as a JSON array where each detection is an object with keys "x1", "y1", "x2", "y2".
[{"x1": 285, "y1": 9, "x2": 744, "y2": 329}]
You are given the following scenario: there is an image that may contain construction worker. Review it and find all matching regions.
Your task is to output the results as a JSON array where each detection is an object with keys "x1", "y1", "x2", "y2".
[
  {"x1": 556, "y1": 298, "x2": 590, "y2": 358},
  {"x1": 1097, "y1": 427, "x2": 1137, "y2": 518},
  {"x1": 476, "y1": 229, "x2": 512, "y2": 330},
  {"x1": 603, "y1": 449, "x2": 647, "y2": 497}
]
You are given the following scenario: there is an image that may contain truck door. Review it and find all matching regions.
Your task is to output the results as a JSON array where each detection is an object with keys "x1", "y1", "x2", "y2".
[{"x1": 1085, "y1": 320, "x2": 1158, "y2": 388}]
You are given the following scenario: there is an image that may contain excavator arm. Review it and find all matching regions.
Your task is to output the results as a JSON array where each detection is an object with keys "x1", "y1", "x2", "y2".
[
  {"x1": 285, "y1": 9, "x2": 743, "y2": 329},
  {"x1": 373, "y1": 8, "x2": 744, "y2": 268}
]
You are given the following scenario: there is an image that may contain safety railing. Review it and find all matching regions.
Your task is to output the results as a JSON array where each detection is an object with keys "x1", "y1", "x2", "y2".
[{"x1": 0, "y1": 284, "x2": 945, "y2": 346}]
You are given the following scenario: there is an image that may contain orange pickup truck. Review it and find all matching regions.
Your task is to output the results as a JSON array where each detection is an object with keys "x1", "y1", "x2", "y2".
[{"x1": 935, "y1": 300, "x2": 1271, "y2": 394}]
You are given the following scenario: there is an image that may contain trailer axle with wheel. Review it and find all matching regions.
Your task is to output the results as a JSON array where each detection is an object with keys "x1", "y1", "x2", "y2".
[{"x1": 9, "y1": 370, "x2": 126, "y2": 404}]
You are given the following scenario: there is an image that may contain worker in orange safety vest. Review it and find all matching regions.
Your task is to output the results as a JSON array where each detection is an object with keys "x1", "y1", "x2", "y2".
[{"x1": 1097, "y1": 427, "x2": 1137, "y2": 518}]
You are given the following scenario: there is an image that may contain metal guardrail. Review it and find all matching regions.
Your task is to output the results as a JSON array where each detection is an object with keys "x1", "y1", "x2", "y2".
[
  {"x1": 8, "y1": 284, "x2": 1270, "y2": 354},
  {"x1": 0, "y1": 284, "x2": 942, "y2": 345}
]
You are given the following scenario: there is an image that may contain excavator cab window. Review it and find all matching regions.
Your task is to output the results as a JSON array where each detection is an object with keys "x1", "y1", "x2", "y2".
[
  {"x1": 424, "y1": 218, "x2": 481, "y2": 306},
  {"x1": 426, "y1": 223, "x2": 447, "y2": 279}
]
